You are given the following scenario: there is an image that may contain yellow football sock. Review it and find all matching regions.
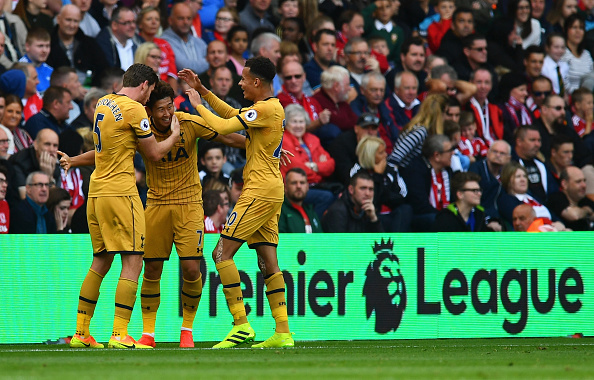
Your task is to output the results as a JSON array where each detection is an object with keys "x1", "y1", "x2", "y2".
[
  {"x1": 265, "y1": 272, "x2": 290, "y2": 333},
  {"x1": 112, "y1": 277, "x2": 138, "y2": 338},
  {"x1": 216, "y1": 260, "x2": 247, "y2": 325},
  {"x1": 140, "y1": 275, "x2": 160, "y2": 334},
  {"x1": 76, "y1": 269, "x2": 104, "y2": 337},
  {"x1": 181, "y1": 275, "x2": 202, "y2": 330}
]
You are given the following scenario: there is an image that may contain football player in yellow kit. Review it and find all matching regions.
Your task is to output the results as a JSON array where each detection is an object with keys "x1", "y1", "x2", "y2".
[
  {"x1": 179, "y1": 56, "x2": 294, "y2": 348},
  {"x1": 61, "y1": 64, "x2": 180, "y2": 349},
  {"x1": 136, "y1": 80, "x2": 246, "y2": 348}
]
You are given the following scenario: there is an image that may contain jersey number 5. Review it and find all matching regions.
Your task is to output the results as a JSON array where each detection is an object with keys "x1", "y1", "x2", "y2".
[{"x1": 93, "y1": 113, "x2": 105, "y2": 152}]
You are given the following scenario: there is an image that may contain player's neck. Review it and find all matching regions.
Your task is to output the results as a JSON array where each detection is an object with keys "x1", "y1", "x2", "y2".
[
  {"x1": 252, "y1": 88, "x2": 274, "y2": 103},
  {"x1": 117, "y1": 87, "x2": 141, "y2": 103}
]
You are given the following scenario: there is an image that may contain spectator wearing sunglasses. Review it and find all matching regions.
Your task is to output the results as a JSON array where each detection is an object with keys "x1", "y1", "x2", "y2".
[
  {"x1": 526, "y1": 75, "x2": 553, "y2": 117},
  {"x1": 454, "y1": 34, "x2": 496, "y2": 83}
]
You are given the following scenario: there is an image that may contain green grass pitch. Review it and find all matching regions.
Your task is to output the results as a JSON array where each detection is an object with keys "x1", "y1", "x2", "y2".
[{"x1": 1, "y1": 338, "x2": 593, "y2": 379}]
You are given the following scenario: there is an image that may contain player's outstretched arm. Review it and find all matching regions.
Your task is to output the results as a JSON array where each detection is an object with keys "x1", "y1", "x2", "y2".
[
  {"x1": 58, "y1": 150, "x2": 95, "y2": 173},
  {"x1": 196, "y1": 104, "x2": 244, "y2": 135},
  {"x1": 138, "y1": 114, "x2": 181, "y2": 161},
  {"x1": 214, "y1": 133, "x2": 247, "y2": 149},
  {"x1": 179, "y1": 68, "x2": 238, "y2": 118}
]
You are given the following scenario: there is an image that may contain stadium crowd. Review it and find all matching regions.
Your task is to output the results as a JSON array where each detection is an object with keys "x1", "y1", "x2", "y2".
[{"x1": 2, "y1": 0, "x2": 594, "y2": 234}]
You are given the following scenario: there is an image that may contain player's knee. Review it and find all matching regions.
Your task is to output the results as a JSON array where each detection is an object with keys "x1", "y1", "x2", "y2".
[
  {"x1": 181, "y1": 261, "x2": 201, "y2": 281},
  {"x1": 143, "y1": 261, "x2": 164, "y2": 279}
]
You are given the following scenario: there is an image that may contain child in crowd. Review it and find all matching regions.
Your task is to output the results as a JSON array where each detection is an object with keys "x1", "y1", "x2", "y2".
[
  {"x1": 570, "y1": 87, "x2": 594, "y2": 137},
  {"x1": 276, "y1": 0, "x2": 300, "y2": 37},
  {"x1": 368, "y1": 36, "x2": 392, "y2": 74},
  {"x1": 427, "y1": 0, "x2": 456, "y2": 53},
  {"x1": 199, "y1": 141, "x2": 230, "y2": 188},
  {"x1": 362, "y1": 0, "x2": 405, "y2": 65},
  {"x1": 444, "y1": 119, "x2": 470, "y2": 172},
  {"x1": 227, "y1": 25, "x2": 249, "y2": 76},
  {"x1": 18, "y1": 28, "x2": 52, "y2": 93},
  {"x1": 542, "y1": 33, "x2": 569, "y2": 96},
  {"x1": 458, "y1": 111, "x2": 488, "y2": 162}
]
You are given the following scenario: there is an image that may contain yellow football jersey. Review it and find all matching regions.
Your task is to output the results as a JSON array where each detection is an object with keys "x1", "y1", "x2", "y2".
[
  {"x1": 141, "y1": 111, "x2": 218, "y2": 205},
  {"x1": 88, "y1": 94, "x2": 152, "y2": 197},
  {"x1": 198, "y1": 92, "x2": 285, "y2": 202}
]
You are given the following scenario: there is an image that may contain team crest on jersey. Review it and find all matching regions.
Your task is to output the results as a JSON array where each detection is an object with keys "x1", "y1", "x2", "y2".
[
  {"x1": 245, "y1": 110, "x2": 257, "y2": 122},
  {"x1": 140, "y1": 118, "x2": 150, "y2": 132}
]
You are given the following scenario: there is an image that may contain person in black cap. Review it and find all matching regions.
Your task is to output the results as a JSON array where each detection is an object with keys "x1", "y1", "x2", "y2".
[
  {"x1": 328, "y1": 112, "x2": 381, "y2": 185},
  {"x1": 499, "y1": 71, "x2": 534, "y2": 145}
]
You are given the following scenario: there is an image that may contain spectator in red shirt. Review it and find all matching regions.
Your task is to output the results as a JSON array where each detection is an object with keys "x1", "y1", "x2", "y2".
[
  {"x1": 203, "y1": 189, "x2": 230, "y2": 233},
  {"x1": 427, "y1": 0, "x2": 455, "y2": 52},
  {"x1": 312, "y1": 65, "x2": 358, "y2": 147}
]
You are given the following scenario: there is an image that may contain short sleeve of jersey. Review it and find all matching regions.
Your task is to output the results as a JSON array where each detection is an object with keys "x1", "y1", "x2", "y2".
[
  {"x1": 176, "y1": 112, "x2": 219, "y2": 141},
  {"x1": 236, "y1": 101, "x2": 276, "y2": 129},
  {"x1": 131, "y1": 103, "x2": 153, "y2": 139}
]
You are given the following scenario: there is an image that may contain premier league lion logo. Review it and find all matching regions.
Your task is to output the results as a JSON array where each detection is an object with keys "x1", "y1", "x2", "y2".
[{"x1": 363, "y1": 239, "x2": 406, "y2": 333}]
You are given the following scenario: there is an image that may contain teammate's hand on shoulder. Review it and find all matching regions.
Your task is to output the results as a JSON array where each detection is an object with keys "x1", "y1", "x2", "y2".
[
  {"x1": 186, "y1": 88, "x2": 202, "y2": 109},
  {"x1": 57, "y1": 150, "x2": 71, "y2": 173},
  {"x1": 170, "y1": 114, "x2": 181, "y2": 141}
]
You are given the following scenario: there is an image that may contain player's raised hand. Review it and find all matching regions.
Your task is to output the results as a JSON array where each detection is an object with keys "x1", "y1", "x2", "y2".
[
  {"x1": 186, "y1": 88, "x2": 202, "y2": 109},
  {"x1": 170, "y1": 114, "x2": 181, "y2": 141},
  {"x1": 178, "y1": 69, "x2": 208, "y2": 95},
  {"x1": 280, "y1": 148, "x2": 294, "y2": 166},
  {"x1": 57, "y1": 150, "x2": 71, "y2": 173}
]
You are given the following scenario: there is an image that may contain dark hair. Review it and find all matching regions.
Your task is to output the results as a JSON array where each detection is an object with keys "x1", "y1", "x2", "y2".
[
  {"x1": 122, "y1": 63, "x2": 159, "y2": 88},
  {"x1": 572, "y1": 87, "x2": 592, "y2": 104},
  {"x1": 111, "y1": 6, "x2": 133, "y2": 25},
  {"x1": 532, "y1": 74, "x2": 552, "y2": 87},
  {"x1": 286, "y1": 167, "x2": 307, "y2": 178},
  {"x1": 0, "y1": 164, "x2": 8, "y2": 180},
  {"x1": 25, "y1": 27, "x2": 50, "y2": 42},
  {"x1": 4, "y1": 94, "x2": 22, "y2": 109},
  {"x1": 313, "y1": 28, "x2": 336, "y2": 44},
  {"x1": 337, "y1": 10, "x2": 362, "y2": 29},
  {"x1": 42, "y1": 86, "x2": 71, "y2": 109},
  {"x1": 46, "y1": 187, "x2": 71, "y2": 213},
  {"x1": 443, "y1": 119, "x2": 461, "y2": 138},
  {"x1": 201, "y1": 141, "x2": 226, "y2": 160},
  {"x1": 459, "y1": 111, "x2": 476, "y2": 127},
  {"x1": 508, "y1": 0, "x2": 532, "y2": 39},
  {"x1": 227, "y1": 24, "x2": 249, "y2": 43},
  {"x1": 400, "y1": 36, "x2": 425, "y2": 55},
  {"x1": 245, "y1": 56, "x2": 276, "y2": 83},
  {"x1": 50, "y1": 66, "x2": 77, "y2": 87},
  {"x1": 524, "y1": 45, "x2": 545, "y2": 59},
  {"x1": 100, "y1": 67, "x2": 125, "y2": 91},
  {"x1": 146, "y1": 80, "x2": 175, "y2": 109},
  {"x1": 447, "y1": 96, "x2": 461, "y2": 108},
  {"x1": 462, "y1": 33, "x2": 486, "y2": 49},
  {"x1": 564, "y1": 13, "x2": 586, "y2": 56},
  {"x1": 551, "y1": 134, "x2": 573, "y2": 152},
  {"x1": 514, "y1": 124, "x2": 540, "y2": 142},
  {"x1": 203, "y1": 189, "x2": 225, "y2": 216},
  {"x1": 59, "y1": 128, "x2": 84, "y2": 157},
  {"x1": 451, "y1": 171, "x2": 482, "y2": 200},
  {"x1": 545, "y1": 32, "x2": 564, "y2": 48},
  {"x1": 469, "y1": 67, "x2": 492, "y2": 81},
  {"x1": 349, "y1": 170, "x2": 373, "y2": 187},
  {"x1": 452, "y1": 6, "x2": 473, "y2": 22},
  {"x1": 284, "y1": 17, "x2": 306, "y2": 34}
]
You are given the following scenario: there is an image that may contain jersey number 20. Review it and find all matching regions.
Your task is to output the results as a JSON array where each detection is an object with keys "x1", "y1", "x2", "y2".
[{"x1": 94, "y1": 113, "x2": 105, "y2": 152}]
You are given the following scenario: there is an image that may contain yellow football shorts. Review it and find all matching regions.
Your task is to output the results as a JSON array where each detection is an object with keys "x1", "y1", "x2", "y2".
[
  {"x1": 87, "y1": 195, "x2": 145, "y2": 255},
  {"x1": 143, "y1": 202, "x2": 205, "y2": 261},
  {"x1": 221, "y1": 196, "x2": 282, "y2": 248}
]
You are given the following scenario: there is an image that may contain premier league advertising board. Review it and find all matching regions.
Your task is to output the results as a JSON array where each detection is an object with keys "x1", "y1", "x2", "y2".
[{"x1": 0, "y1": 233, "x2": 592, "y2": 343}]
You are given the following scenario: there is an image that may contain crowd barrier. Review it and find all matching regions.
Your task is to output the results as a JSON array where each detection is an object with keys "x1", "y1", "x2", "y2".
[{"x1": 0, "y1": 233, "x2": 592, "y2": 343}]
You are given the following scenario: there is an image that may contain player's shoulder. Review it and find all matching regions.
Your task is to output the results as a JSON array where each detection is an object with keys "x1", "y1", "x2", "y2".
[{"x1": 243, "y1": 97, "x2": 282, "y2": 119}]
